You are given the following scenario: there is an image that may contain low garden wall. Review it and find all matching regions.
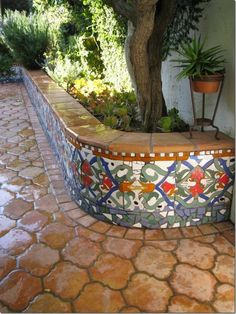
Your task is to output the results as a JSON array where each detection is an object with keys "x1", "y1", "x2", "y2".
[{"x1": 22, "y1": 69, "x2": 235, "y2": 229}]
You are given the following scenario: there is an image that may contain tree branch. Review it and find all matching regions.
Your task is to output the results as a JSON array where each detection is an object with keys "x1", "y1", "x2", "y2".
[{"x1": 104, "y1": 0, "x2": 136, "y2": 23}]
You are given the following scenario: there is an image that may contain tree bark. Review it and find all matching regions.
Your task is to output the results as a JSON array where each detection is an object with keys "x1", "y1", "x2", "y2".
[{"x1": 104, "y1": 0, "x2": 177, "y2": 132}]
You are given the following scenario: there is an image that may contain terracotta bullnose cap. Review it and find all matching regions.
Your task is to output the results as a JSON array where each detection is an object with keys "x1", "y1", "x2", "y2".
[{"x1": 25, "y1": 69, "x2": 235, "y2": 155}]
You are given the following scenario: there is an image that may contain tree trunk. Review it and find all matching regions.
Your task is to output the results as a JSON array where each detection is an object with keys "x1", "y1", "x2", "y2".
[{"x1": 104, "y1": 0, "x2": 177, "y2": 132}]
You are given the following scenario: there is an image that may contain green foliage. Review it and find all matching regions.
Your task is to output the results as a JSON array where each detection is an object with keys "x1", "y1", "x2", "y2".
[
  {"x1": 163, "y1": 0, "x2": 211, "y2": 60},
  {"x1": 43, "y1": 55, "x2": 83, "y2": 90},
  {"x1": 158, "y1": 108, "x2": 189, "y2": 132},
  {"x1": 0, "y1": 54, "x2": 14, "y2": 77},
  {"x1": 172, "y1": 35, "x2": 225, "y2": 79},
  {"x1": 82, "y1": 0, "x2": 132, "y2": 91},
  {"x1": 2, "y1": 10, "x2": 50, "y2": 69},
  {"x1": 35, "y1": 0, "x2": 132, "y2": 91},
  {"x1": 0, "y1": 36, "x2": 10, "y2": 55},
  {"x1": 0, "y1": 36, "x2": 14, "y2": 76},
  {"x1": 2, "y1": 0, "x2": 32, "y2": 13},
  {"x1": 70, "y1": 78, "x2": 138, "y2": 130},
  {"x1": 35, "y1": 1, "x2": 104, "y2": 79}
]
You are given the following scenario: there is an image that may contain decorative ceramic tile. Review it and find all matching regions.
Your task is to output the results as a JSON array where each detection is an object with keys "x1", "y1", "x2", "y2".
[
  {"x1": 175, "y1": 155, "x2": 234, "y2": 210},
  {"x1": 22, "y1": 69, "x2": 235, "y2": 229},
  {"x1": 122, "y1": 160, "x2": 176, "y2": 213}
]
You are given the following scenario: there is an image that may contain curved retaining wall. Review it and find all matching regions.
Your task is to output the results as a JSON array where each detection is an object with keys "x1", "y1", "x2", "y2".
[{"x1": 22, "y1": 69, "x2": 235, "y2": 229}]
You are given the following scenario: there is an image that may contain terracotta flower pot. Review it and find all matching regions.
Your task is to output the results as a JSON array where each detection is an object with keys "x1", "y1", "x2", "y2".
[{"x1": 191, "y1": 74, "x2": 224, "y2": 93}]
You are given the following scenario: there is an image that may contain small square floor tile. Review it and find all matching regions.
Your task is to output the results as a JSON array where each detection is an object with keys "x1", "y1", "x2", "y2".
[
  {"x1": 181, "y1": 226, "x2": 202, "y2": 238},
  {"x1": 107, "y1": 225, "x2": 127, "y2": 238},
  {"x1": 198, "y1": 224, "x2": 219, "y2": 235},
  {"x1": 125, "y1": 228, "x2": 144, "y2": 240},
  {"x1": 145, "y1": 229, "x2": 165, "y2": 241},
  {"x1": 163, "y1": 228, "x2": 183, "y2": 240}
]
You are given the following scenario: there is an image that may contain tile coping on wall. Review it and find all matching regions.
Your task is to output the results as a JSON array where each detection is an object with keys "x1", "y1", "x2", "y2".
[
  {"x1": 21, "y1": 68, "x2": 235, "y2": 229},
  {"x1": 24, "y1": 69, "x2": 235, "y2": 162}
]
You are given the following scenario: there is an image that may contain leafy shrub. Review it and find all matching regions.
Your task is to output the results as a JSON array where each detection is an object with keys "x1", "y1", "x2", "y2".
[
  {"x1": 2, "y1": 0, "x2": 32, "y2": 13},
  {"x1": 44, "y1": 54, "x2": 83, "y2": 90},
  {"x1": 0, "y1": 54, "x2": 14, "y2": 77},
  {"x1": 83, "y1": 0, "x2": 132, "y2": 91},
  {"x1": 0, "y1": 36, "x2": 14, "y2": 77},
  {"x1": 70, "y1": 78, "x2": 139, "y2": 130},
  {"x1": 2, "y1": 10, "x2": 50, "y2": 69},
  {"x1": 158, "y1": 108, "x2": 189, "y2": 132}
]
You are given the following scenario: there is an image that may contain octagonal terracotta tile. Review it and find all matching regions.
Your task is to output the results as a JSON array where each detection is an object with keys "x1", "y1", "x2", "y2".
[
  {"x1": 18, "y1": 211, "x2": 49, "y2": 233},
  {"x1": 32, "y1": 173, "x2": 49, "y2": 187},
  {"x1": 0, "y1": 270, "x2": 42, "y2": 311},
  {"x1": 25, "y1": 293, "x2": 71, "y2": 313},
  {"x1": 123, "y1": 273, "x2": 173, "y2": 312},
  {"x1": 0, "y1": 228, "x2": 34, "y2": 255},
  {"x1": 19, "y1": 166, "x2": 44, "y2": 180},
  {"x1": 17, "y1": 184, "x2": 47, "y2": 202},
  {"x1": 213, "y1": 284, "x2": 235, "y2": 313},
  {"x1": 0, "y1": 190, "x2": 14, "y2": 207},
  {"x1": 170, "y1": 264, "x2": 217, "y2": 302},
  {"x1": 0, "y1": 169, "x2": 16, "y2": 184},
  {"x1": 212, "y1": 234, "x2": 235, "y2": 257},
  {"x1": 2, "y1": 177, "x2": 30, "y2": 193},
  {"x1": 6, "y1": 159, "x2": 30, "y2": 171},
  {"x1": 44, "y1": 261, "x2": 89, "y2": 299},
  {"x1": 134, "y1": 246, "x2": 177, "y2": 279},
  {"x1": 0, "y1": 252, "x2": 16, "y2": 280},
  {"x1": 62, "y1": 237, "x2": 101, "y2": 267},
  {"x1": 0, "y1": 216, "x2": 16, "y2": 236},
  {"x1": 73, "y1": 282, "x2": 125, "y2": 313},
  {"x1": 35, "y1": 194, "x2": 59, "y2": 213},
  {"x1": 19, "y1": 243, "x2": 60, "y2": 276},
  {"x1": 4, "y1": 199, "x2": 33, "y2": 219},
  {"x1": 39, "y1": 222, "x2": 75, "y2": 249},
  {"x1": 90, "y1": 253, "x2": 134, "y2": 289},
  {"x1": 175, "y1": 239, "x2": 216, "y2": 269},
  {"x1": 168, "y1": 295, "x2": 214, "y2": 312},
  {"x1": 212, "y1": 255, "x2": 234, "y2": 285}
]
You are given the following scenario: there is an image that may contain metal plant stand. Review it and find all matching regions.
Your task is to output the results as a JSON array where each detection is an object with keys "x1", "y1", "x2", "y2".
[{"x1": 189, "y1": 76, "x2": 225, "y2": 140}]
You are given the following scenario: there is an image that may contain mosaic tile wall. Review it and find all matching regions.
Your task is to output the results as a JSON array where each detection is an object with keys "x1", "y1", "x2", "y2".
[{"x1": 22, "y1": 70, "x2": 235, "y2": 229}]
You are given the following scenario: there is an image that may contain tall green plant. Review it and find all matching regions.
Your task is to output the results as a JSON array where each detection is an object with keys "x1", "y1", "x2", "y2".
[
  {"x1": 0, "y1": 35, "x2": 14, "y2": 76},
  {"x1": 173, "y1": 35, "x2": 225, "y2": 79},
  {"x1": 2, "y1": 0, "x2": 32, "y2": 14},
  {"x1": 2, "y1": 10, "x2": 50, "y2": 69},
  {"x1": 83, "y1": 0, "x2": 132, "y2": 91}
]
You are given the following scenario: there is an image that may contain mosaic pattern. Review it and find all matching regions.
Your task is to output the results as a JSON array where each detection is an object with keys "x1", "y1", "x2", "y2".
[{"x1": 22, "y1": 69, "x2": 235, "y2": 229}]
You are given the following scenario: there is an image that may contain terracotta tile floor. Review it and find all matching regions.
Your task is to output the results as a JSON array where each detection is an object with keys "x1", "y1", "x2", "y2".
[{"x1": 0, "y1": 83, "x2": 235, "y2": 313}]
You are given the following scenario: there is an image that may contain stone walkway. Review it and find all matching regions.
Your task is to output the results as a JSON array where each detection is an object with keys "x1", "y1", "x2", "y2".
[{"x1": 0, "y1": 82, "x2": 235, "y2": 313}]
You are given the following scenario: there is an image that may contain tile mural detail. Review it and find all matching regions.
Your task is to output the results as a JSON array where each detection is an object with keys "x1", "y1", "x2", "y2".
[{"x1": 22, "y1": 70, "x2": 235, "y2": 229}]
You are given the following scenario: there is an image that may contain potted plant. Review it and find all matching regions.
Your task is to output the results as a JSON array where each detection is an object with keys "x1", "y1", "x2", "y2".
[{"x1": 173, "y1": 35, "x2": 225, "y2": 93}]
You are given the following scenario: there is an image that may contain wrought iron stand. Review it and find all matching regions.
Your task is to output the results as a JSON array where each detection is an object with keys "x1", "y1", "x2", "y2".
[{"x1": 189, "y1": 76, "x2": 225, "y2": 140}]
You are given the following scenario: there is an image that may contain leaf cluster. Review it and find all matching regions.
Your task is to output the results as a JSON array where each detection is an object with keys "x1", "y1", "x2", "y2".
[
  {"x1": 163, "y1": 0, "x2": 211, "y2": 60},
  {"x1": 172, "y1": 35, "x2": 225, "y2": 79},
  {"x1": 70, "y1": 78, "x2": 138, "y2": 130},
  {"x1": 1, "y1": 10, "x2": 50, "y2": 69},
  {"x1": 158, "y1": 108, "x2": 189, "y2": 132},
  {"x1": 1, "y1": 0, "x2": 32, "y2": 14}
]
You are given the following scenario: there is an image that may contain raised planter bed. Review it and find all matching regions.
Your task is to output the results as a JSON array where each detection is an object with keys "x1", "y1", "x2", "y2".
[{"x1": 22, "y1": 69, "x2": 235, "y2": 229}]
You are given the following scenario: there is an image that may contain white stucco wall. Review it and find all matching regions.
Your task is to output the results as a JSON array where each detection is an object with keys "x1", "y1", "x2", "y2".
[
  {"x1": 162, "y1": 0, "x2": 235, "y2": 223},
  {"x1": 162, "y1": 0, "x2": 235, "y2": 137}
]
